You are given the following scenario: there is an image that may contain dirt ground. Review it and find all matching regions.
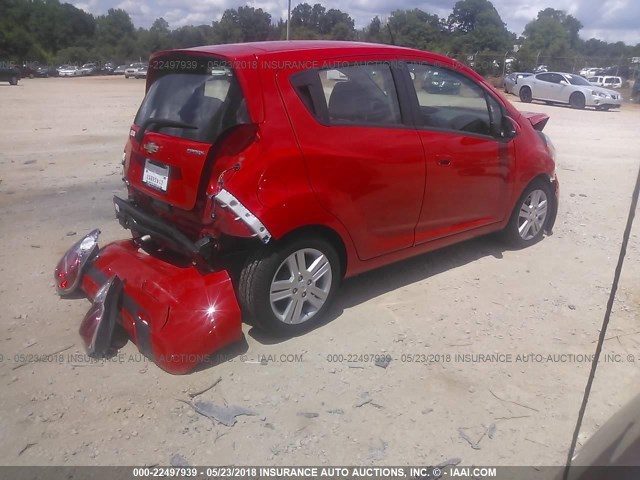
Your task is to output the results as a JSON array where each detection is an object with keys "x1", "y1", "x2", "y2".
[{"x1": 0, "y1": 75, "x2": 639, "y2": 468}]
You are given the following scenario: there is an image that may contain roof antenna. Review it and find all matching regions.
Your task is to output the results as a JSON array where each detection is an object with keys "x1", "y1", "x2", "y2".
[{"x1": 386, "y1": 23, "x2": 396, "y2": 45}]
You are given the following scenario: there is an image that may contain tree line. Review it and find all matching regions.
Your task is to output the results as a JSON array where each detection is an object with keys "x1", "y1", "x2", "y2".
[{"x1": 1, "y1": 0, "x2": 639, "y2": 74}]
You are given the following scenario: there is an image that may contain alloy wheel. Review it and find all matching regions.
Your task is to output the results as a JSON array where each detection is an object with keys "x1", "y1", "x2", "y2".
[
  {"x1": 269, "y1": 248, "x2": 333, "y2": 325},
  {"x1": 517, "y1": 189, "x2": 548, "y2": 240}
]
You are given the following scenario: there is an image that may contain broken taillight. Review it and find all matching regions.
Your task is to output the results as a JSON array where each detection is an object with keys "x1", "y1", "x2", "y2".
[
  {"x1": 54, "y1": 229, "x2": 100, "y2": 295},
  {"x1": 79, "y1": 275, "x2": 124, "y2": 358}
]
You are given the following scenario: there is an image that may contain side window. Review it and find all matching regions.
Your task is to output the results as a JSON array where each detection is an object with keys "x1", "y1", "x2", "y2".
[
  {"x1": 294, "y1": 63, "x2": 402, "y2": 126},
  {"x1": 408, "y1": 63, "x2": 493, "y2": 137},
  {"x1": 536, "y1": 73, "x2": 553, "y2": 82}
]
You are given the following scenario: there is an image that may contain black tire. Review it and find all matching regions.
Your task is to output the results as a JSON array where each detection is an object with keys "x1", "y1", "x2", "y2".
[
  {"x1": 238, "y1": 236, "x2": 341, "y2": 337},
  {"x1": 569, "y1": 92, "x2": 586, "y2": 109},
  {"x1": 9, "y1": 76, "x2": 18, "y2": 86},
  {"x1": 503, "y1": 180, "x2": 554, "y2": 248},
  {"x1": 519, "y1": 87, "x2": 532, "y2": 103}
]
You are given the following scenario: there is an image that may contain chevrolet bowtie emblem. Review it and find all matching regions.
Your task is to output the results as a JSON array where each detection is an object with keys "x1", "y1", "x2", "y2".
[{"x1": 143, "y1": 142, "x2": 159, "y2": 154}]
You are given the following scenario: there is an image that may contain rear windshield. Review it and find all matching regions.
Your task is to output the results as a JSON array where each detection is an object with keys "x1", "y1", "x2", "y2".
[{"x1": 134, "y1": 59, "x2": 249, "y2": 144}]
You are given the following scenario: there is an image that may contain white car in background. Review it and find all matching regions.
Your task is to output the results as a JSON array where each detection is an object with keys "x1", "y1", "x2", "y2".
[
  {"x1": 58, "y1": 65, "x2": 81, "y2": 77},
  {"x1": 601, "y1": 76, "x2": 623, "y2": 89},
  {"x1": 517, "y1": 71, "x2": 622, "y2": 110},
  {"x1": 587, "y1": 76, "x2": 604, "y2": 86},
  {"x1": 79, "y1": 63, "x2": 97, "y2": 76},
  {"x1": 588, "y1": 76, "x2": 623, "y2": 89},
  {"x1": 124, "y1": 63, "x2": 146, "y2": 79},
  {"x1": 579, "y1": 67, "x2": 603, "y2": 77}
]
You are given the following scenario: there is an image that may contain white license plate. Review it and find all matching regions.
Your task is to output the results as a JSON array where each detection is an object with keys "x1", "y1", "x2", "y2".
[{"x1": 142, "y1": 159, "x2": 169, "y2": 192}]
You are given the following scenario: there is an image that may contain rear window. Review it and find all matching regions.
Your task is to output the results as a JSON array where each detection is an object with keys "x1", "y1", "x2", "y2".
[{"x1": 134, "y1": 58, "x2": 249, "y2": 144}]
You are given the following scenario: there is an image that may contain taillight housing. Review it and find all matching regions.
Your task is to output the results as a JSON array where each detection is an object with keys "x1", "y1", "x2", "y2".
[
  {"x1": 54, "y1": 229, "x2": 100, "y2": 295},
  {"x1": 79, "y1": 276, "x2": 124, "y2": 358}
]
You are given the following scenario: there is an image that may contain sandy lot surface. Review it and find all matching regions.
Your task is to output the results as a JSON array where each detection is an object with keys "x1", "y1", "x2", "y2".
[{"x1": 0, "y1": 76, "x2": 639, "y2": 468}]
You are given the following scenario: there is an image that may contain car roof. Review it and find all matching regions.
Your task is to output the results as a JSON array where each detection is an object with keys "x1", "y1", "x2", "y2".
[{"x1": 180, "y1": 40, "x2": 420, "y2": 57}]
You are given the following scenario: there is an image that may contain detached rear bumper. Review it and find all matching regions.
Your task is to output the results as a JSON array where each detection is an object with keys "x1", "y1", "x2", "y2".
[{"x1": 56, "y1": 233, "x2": 242, "y2": 374}]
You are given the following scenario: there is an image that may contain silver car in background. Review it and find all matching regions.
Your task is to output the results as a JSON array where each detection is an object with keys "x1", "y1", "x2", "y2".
[
  {"x1": 517, "y1": 72, "x2": 622, "y2": 110},
  {"x1": 124, "y1": 62, "x2": 146, "y2": 79},
  {"x1": 504, "y1": 72, "x2": 532, "y2": 94}
]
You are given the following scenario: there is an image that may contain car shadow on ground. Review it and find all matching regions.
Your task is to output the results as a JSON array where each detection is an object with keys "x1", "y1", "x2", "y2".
[{"x1": 246, "y1": 233, "x2": 508, "y2": 347}]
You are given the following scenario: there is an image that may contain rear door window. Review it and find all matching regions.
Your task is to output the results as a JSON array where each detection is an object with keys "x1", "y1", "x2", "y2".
[
  {"x1": 292, "y1": 63, "x2": 402, "y2": 127},
  {"x1": 135, "y1": 59, "x2": 249, "y2": 144},
  {"x1": 536, "y1": 73, "x2": 554, "y2": 82}
]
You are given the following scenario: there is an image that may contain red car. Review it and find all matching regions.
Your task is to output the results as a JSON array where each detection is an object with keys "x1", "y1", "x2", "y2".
[{"x1": 55, "y1": 41, "x2": 558, "y2": 374}]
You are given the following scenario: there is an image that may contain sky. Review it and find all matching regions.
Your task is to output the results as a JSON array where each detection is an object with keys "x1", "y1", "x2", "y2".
[{"x1": 71, "y1": 0, "x2": 640, "y2": 45}]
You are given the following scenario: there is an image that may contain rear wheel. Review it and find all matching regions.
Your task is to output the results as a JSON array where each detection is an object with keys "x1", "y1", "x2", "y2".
[
  {"x1": 519, "y1": 87, "x2": 532, "y2": 103},
  {"x1": 569, "y1": 92, "x2": 586, "y2": 109},
  {"x1": 503, "y1": 180, "x2": 553, "y2": 248},
  {"x1": 238, "y1": 237, "x2": 341, "y2": 336}
]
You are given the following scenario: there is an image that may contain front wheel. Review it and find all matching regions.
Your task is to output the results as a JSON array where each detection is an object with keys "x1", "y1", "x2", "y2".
[
  {"x1": 503, "y1": 180, "x2": 554, "y2": 248},
  {"x1": 238, "y1": 237, "x2": 341, "y2": 336},
  {"x1": 9, "y1": 76, "x2": 18, "y2": 86},
  {"x1": 519, "y1": 87, "x2": 532, "y2": 103},
  {"x1": 570, "y1": 92, "x2": 586, "y2": 109}
]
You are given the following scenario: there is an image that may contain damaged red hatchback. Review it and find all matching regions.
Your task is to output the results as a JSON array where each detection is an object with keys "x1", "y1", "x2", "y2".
[{"x1": 54, "y1": 41, "x2": 558, "y2": 374}]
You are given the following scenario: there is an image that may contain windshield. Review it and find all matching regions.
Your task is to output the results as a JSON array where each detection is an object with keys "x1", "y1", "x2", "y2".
[
  {"x1": 134, "y1": 61, "x2": 249, "y2": 144},
  {"x1": 566, "y1": 74, "x2": 591, "y2": 86}
]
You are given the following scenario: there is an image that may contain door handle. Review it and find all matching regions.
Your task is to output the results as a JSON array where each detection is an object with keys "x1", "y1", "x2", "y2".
[{"x1": 436, "y1": 157, "x2": 452, "y2": 167}]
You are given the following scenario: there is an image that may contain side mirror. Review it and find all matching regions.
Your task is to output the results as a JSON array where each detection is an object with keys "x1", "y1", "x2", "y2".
[
  {"x1": 560, "y1": 80, "x2": 568, "y2": 85},
  {"x1": 500, "y1": 116, "x2": 519, "y2": 140}
]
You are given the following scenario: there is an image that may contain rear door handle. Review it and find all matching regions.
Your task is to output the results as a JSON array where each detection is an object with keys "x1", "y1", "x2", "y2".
[{"x1": 436, "y1": 157, "x2": 452, "y2": 167}]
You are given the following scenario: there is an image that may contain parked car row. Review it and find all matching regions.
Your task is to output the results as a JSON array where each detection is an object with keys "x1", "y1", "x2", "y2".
[{"x1": 1, "y1": 61, "x2": 149, "y2": 78}]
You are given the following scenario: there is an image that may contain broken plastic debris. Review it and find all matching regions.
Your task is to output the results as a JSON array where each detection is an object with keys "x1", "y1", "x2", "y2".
[{"x1": 189, "y1": 400, "x2": 256, "y2": 427}]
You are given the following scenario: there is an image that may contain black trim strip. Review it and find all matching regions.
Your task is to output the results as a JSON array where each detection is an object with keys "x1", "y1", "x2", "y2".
[{"x1": 134, "y1": 315, "x2": 154, "y2": 361}]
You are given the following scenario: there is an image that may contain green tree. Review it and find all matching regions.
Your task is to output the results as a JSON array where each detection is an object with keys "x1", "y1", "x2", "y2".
[
  {"x1": 386, "y1": 9, "x2": 445, "y2": 51},
  {"x1": 447, "y1": 0, "x2": 514, "y2": 58},
  {"x1": 94, "y1": 8, "x2": 136, "y2": 60},
  {"x1": 518, "y1": 10, "x2": 574, "y2": 71},
  {"x1": 212, "y1": 6, "x2": 272, "y2": 44},
  {"x1": 139, "y1": 17, "x2": 172, "y2": 53},
  {"x1": 172, "y1": 25, "x2": 215, "y2": 48}
]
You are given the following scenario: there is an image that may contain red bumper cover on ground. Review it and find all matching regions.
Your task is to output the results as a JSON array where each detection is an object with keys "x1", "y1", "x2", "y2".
[{"x1": 63, "y1": 238, "x2": 242, "y2": 374}]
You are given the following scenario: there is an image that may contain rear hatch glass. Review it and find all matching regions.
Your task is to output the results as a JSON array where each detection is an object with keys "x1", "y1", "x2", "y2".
[
  {"x1": 135, "y1": 59, "x2": 249, "y2": 143},
  {"x1": 128, "y1": 57, "x2": 249, "y2": 210}
]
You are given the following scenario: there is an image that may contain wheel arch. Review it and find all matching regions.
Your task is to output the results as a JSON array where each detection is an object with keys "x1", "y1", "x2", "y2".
[
  {"x1": 516, "y1": 173, "x2": 558, "y2": 234},
  {"x1": 274, "y1": 224, "x2": 348, "y2": 278}
]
